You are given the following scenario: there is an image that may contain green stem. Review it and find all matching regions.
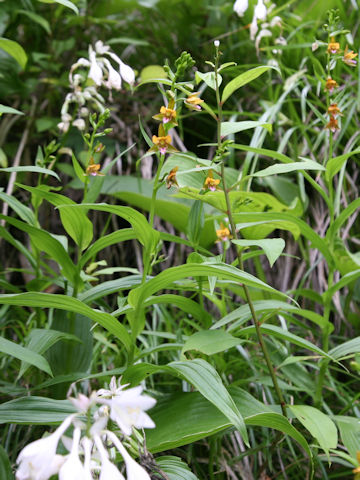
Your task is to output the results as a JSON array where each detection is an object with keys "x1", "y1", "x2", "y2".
[
  {"x1": 149, "y1": 153, "x2": 165, "y2": 228},
  {"x1": 213, "y1": 42, "x2": 287, "y2": 417},
  {"x1": 314, "y1": 270, "x2": 334, "y2": 407}
]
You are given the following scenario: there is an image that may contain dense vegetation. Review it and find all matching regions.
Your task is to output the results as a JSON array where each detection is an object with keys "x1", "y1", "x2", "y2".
[{"x1": 0, "y1": 0, "x2": 359, "y2": 479}]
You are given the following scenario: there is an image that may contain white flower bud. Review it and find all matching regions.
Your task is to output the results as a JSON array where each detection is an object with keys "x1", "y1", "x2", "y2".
[
  {"x1": 233, "y1": 0, "x2": 248, "y2": 17},
  {"x1": 254, "y1": 0, "x2": 267, "y2": 20}
]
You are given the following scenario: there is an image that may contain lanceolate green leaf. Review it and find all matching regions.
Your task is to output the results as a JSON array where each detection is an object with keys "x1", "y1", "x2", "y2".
[
  {"x1": 0, "y1": 293, "x2": 131, "y2": 351},
  {"x1": 17, "y1": 185, "x2": 93, "y2": 251},
  {"x1": 0, "y1": 191, "x2": 36, "y2": 225},
  {"x1": 0, "y1": 37, "x2": 27, "y2": 69},
  {"x1": 37, "y1": 0, "x2": 79, "y2": 15},
  {"x1": 251, "y1": 159, "x2": 324, "y2": 177},
  {"x1": 2, "y1": 166, "x2": 60, "y2": 181},
  {"x1": 0, "y1": 396, "x2": 76, "y2": 425},
  {"x1": 325, "y1": 149, "x2": 360, "y2": 181},
  {"x1": 221, "y1": 121, "x2": 272, "y2": 137},
  {"x1": 0, "y1": 104, "x2": 24, "y2": 115},
  {"x1": 0, "y1": 337, "x2": 52, "y2": 376},
  {"x1": 169, "y1": 359, "x2": 249, "y2": 445},
  {"x1": 231, "y1": 212, "x2": 333, "y2": 264},
  {"x1": 238, "y1": 324, "x2": 333, "y2": 360},
  {"x1": 329, "y1": 337, "x2": 360, "y2": 360},
  {"x1": 156, "y1": 456, "x2": 199, "y2": 480},
  {"x1": 290, "y1": 405, "x2": 338, "y2": 457},
  {"x1": 0, "y1": 444, "x2": 14, "y2": 480},
  {"x1": 128, "y1": 262, "x2": 286, "y2": 336},
  {"x1": 324, "y1": 270, "x2": 360, "y2": 300},
  {"x1": 221, "y1": 65, "x2": 279, "y2": 104},
  {"x1": 79, "y1": 203, "x2": 159, "y2": 251},
  {"x1": 0, "y1": 214, "x2": 78, "y2": 284}
]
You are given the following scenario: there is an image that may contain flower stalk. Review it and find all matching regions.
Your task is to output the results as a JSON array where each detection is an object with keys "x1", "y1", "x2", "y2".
[{"x1": 213, "y1": 41, "x2": 287, "y2": 417}]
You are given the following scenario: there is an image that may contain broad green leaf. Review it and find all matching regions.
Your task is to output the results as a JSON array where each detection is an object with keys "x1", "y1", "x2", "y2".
[
  {"x1": 17, "y1": 185, "x2": 93, "y2": 251},
  {"x1": 1, "y1": 166, "x2": 60, "y2": 181},
  {"x1": 0, "y1": 293, "x2": 131, "y2": 351},
  {"x1": 146, "y1": 386, "x2": 310, "y2": 458},
  {"x1": 221, "y1": 66, "x2": 279, "y2": 103},
  {"x1": 326, "y1": 149, "x2": 360, "y2": 182},
  {"x1": 0, "y1": 445, "x2": 14, "y2": 480},
  {"x1": 0, "y1": 337, "x2": 52, "y2": 376},
  {"x1": 47, "y1": 313, "x2": 92, "y2": 388},
  {"x1": 290, "y1": 405, "x2": 338, "y2": 456},
  {"x1": 140, "y1": 65, "x2": 167, "y2": 82},
  {"x1": 19, "y1": 328, "x2": 81, "y2": 378},
  {"x1": 251, "y1": 159, "x2": 325, "y2": 177},
  {"x1": 0, "y1": 104, "x2": 23, "y2": 115},
  {"x1": 0, "y1": 38, "x2": 27, "y2": 69},
  {"x1": 329, "y1": 337, "x2": 360, "y2": 360},
  {"x1": 169, "y1": 359, "x2": 249, "y2": 445},
  {"x1": 37, "y1": 0, "x2": 79, "y2": 15},
  {"x1": 232, "y1": 238, "x2": 285, "y2": 267},
  {"x1": 221, "y1": 121, "x2": 272, "y2": 137},
  {"x1": 156, "y1": 456, "x2": 199, "y2": 480},
  {"x1": 182, "y1": 330, "x2": 241, "y2": 356},
  {"x1": 238, "y1": 324, "x2": 333, "y2": 360},
  {"x1": 0, "y1": 214, "x2": 78, "y2": 284},
  {"x1": 0, "y1": 191, "x2": 36, "y2": 225},
  {"x1": 17, "y1": 9, "x2": 51, "y2": 34},
  {"x1": 0, "y1": 396, "x2": 76, "y2": 425},
  {"x1": 79, "y1": 275, "x2": 143, "y2": 304},
  {"x1": 195, "y1": 71, "x2": 222, "y2": 90}
]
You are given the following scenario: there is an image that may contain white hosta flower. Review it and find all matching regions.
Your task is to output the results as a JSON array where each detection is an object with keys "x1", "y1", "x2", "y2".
[
  {"x1": 101, "y1": 385, "x2": 156, "y2": 435},
  {"x1": 59, "y1": 428, "x2": 87, "y2": 480},
  {"x1": 88, "y1": 48, "x2": 103, "y2": 86},
  {"x1": 255, "y1": 28, "x2": 272, "y2": 54},
  {"x1": 118, "y1": 59, "x2": 135, "y2": 85},
  {"x1": 95, "y1": 40, "x2": 110, "y2": 55},
  {"x1": 16, "y1": 415, "x2": 73, "y2": 480},
  {"x1": 233, "y1": 0, "x2": 248, "y2": 17},
  {"x1": 72, "y1": 118, "x2": 86, "y2": 131},
  {"x1": 250, "y1": 15, "x2": 259, "y2": 40},
  {"x1": 107, "y1": 432, "x2": 151, "y2": 480},
  {"x1": 103, "y1": 58, "x2": 122, "y2": 90},
  {"x1": 254, "y1": 0, "x2": 267, "y2": 20},
  {"x1": 94, "y1": 435, "x2": 125, "y2": 480}
]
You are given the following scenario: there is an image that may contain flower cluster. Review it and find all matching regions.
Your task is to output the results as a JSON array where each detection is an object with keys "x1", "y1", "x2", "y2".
[
  {"x1": 233, "y1": 0, "x2": 284, "y2": 55},
  {"x1": 16, "y1": 377, "x2": 156, "y2": 480},
  {"x1": 58, "y1": 41, "x2": 135, "y2": 133},
  {"x1": 324, "y1": 34, "x2": 357, "y2": 134}
]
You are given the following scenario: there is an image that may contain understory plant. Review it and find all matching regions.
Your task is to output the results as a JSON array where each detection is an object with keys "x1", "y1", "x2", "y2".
[{"x1": 0, "y1": 1, "x2": 360, "y2": 480}]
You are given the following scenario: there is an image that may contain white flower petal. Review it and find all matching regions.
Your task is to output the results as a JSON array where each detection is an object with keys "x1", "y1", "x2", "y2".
[
  {"x1": 233, "y1": 0, "x2": 248, "y2": 17},
  {"x1": 119, "y1": 60, "x2": 135, "y2": 85},
  {"x1": 88, "y1": 51, "x2": 103, "y2": 86},
  {"x1": 95, "y1": 40, "x2": 109, "y2": 55},
  {"x1": 100, "y1": 459, "x2": 125, "y2": 480},
  {"x1": 254, "y1": 0, "x2": 267, "y2": 20},
  {"x1": 103, "y1": 58, "x2": 122, "y2": 90}
]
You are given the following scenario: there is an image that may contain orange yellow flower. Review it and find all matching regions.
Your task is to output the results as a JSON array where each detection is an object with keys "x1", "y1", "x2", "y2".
[
  {"x1": 327, "y1": 36, "x2": 340, "y2": 54},
  {"x1": 327, "y1": 103, "x2": 342, "y2": 117},
  {"x1": 147, "y1": 124, "x2": 179, "y2": 156},
  {"x1": 204, "y1": 170, "x2": 221, "y2": 191},
  {"x1": 216, "y1": 223, "x2": 232, "y2": 242},
  {"x1": 184, "y1": 92, "x2": 204, "y2": 111},
  {"x1": 343, "y1": 45, "x2": 358, "y2": 66},
  {"x1": 86, "y1": 157, "x2": 104, "y2": 176},
  {"x1": 325, "y1": 115, "x2": 339, "y2": 133},
  {"x1": 324, "y1": 77, "x2": 338, "y2": 94},
  {"x1": 166, "y1": 166, "x2": 179, "y2": 189},
  {"x1": 152, "y1": 98, "x2": 177, "y2": 125}
]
